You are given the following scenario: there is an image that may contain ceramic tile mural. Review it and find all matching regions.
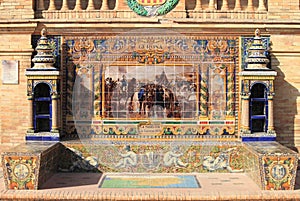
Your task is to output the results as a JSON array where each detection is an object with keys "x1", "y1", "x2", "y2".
[
  {"x1": 64, "y1": 34, "x2": 238, "y2": 137},
  {"x1": 60, "y1": 141, "x2": 244, "y2": 174}
]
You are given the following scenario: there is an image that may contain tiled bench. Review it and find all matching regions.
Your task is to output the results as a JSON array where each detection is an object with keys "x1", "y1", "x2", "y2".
[
  {"x1": 244, "y1": 142, "x2": 299, "y2": 190},
  {"x1": 1, "y1": 142, "x2": 62, "y2": 190}
]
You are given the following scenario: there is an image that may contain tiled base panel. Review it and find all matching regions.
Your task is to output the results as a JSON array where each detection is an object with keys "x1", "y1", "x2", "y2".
[{"x1": 1, "y1": 140, "x2": 298, "y2": 190}]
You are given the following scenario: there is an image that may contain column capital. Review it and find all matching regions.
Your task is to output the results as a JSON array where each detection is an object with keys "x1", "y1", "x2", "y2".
[
  {"x1": 27, "y1": 129, "x2": 35, "y2": 133},
  {"x1": 51, "y1": 128, "x2": 60, "y2": 133},
  {"x1": 27, "y1": 95, "x2": 34, "y2": 100},
  {"x1": 241, "y1": 93, "x2": 250, "y2": 100},
  {"x1": 51, "y1": 93, "x2": 60, "y2": 100},
  {"x1": 267, "y1": 92, "x2": 275, "y2": 100},
  {"x1": 267, "y1": 129, "x2": 276, "y2": 134},
  {"x1": 240, "y1": 128, "x2": 251, "y2": 135}
]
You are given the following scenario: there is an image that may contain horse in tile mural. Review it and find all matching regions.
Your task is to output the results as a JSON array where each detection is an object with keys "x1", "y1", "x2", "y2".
[{"x1": 128, "y1": 84, "x2": 180, "y2": 118}]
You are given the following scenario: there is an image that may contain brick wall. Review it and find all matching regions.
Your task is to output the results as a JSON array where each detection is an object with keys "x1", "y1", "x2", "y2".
[
  {"x1": 0, "y1": 0, "x2": 34, "y2": 19},
  {"x1": 271, "y1": 34, "x2": 300, "y2": 150},
  {"x1": 0, "y1": 33, "x2": 33, "y2": 146}
]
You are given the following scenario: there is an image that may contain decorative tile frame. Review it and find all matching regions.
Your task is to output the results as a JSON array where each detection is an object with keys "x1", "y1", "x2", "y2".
[{"x1": 64, "y1": 34, "x2": 239, "y2": 138}]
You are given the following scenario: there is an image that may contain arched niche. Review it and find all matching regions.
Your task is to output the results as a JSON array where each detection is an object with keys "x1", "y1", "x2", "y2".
[
  {"x1": 33, "y1": 83, "x2": 52, "y2": 132},
  {"x1": 249, "y1": 82, "x2": 268, "y2": 133}
]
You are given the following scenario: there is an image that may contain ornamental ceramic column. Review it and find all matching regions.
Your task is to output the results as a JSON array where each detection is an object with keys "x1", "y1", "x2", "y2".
[
  {"x1": 101, "y1": 0, "x2": 109, "y2": 10},
  {"x1": 200, "y1": 71, "x2": 208, "y2": 118},
  {"x1": 241, "y1": 96, "x2": 250, "y2": 132},
  {"x1": 226, "y1": 65, "x2": 235, "y2": 117},
  {"x1": 267, "y1": 96, "x2": 274, "y2": 133},
  {"x1": 51, "y1": 93, "x2": 59, "y2": 132},
  {"x1": 27, "y1": 95, "x2": 34, "y2": 133},
  {"x1": 258, "y1": 0, "x2": 267, "y2": 11},
  {"x1": 234, "y1": 0, "x2": 241, "y2": 11},
  {"x1": 221, "y1": 0, "x2": 229, "y2": 10}
]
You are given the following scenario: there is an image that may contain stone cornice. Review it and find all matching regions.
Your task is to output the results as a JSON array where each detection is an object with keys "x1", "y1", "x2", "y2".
[
  {"x1": 0, "y1": 21, "x2": 37, "y2": 34},
  {"x1": 1, "y1": 19, "x2": 300, "y2": 36},
  {"x1": 0, "y1": 49, "x2": 34, "y2": 56}
]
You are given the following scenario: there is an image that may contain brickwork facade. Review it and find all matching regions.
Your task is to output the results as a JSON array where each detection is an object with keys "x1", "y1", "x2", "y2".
[
  {"x1": 0, "y1": 0, "x2": 300, "y2": 151},
  {"x1": 0, "y1": 30, "x2": 35, "y2": 146}
]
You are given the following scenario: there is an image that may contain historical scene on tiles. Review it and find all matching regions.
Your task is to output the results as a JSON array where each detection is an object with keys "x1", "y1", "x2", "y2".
[
  {"x1": 104, "y1": 65, "x2": 197, "y2": 119},
  {"x1": 65, "y1": 31, "x2": 239, "y2": 136}
]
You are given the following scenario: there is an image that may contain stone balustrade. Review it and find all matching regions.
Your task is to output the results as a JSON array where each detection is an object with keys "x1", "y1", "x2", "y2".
[{"x1": 35, "y1": 0, "x2": 268, "y2": 20}]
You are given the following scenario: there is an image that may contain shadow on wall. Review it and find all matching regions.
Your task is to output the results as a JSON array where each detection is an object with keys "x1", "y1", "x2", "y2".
[
  {"x1": 57, "y1": 144, "x2": 102, "y2": 173},
  {"x1": 40, "y1": 143, "x2": 102, "y2": 189},
  {"x1": 272, "y1": 54, "x2": 300, "y2": 152}
]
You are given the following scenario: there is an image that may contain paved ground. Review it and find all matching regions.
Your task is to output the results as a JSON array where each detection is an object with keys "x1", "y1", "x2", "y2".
[{"x1": 0, "y1": 169, "x2": 299, "y2": 201}]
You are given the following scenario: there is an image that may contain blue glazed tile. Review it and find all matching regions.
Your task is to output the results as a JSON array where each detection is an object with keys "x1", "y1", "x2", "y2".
[
  {"x1": 26, "y1": 136, "x2": 60, "y2": 141},
  {"x1": 242, "y1": 137, "x2": 276, "y2": 142}
]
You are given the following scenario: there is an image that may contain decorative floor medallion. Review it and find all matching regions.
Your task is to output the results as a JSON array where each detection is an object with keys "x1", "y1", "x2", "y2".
[{"x1": 99, "y1": 174, "x2": 200, "y2": 188}]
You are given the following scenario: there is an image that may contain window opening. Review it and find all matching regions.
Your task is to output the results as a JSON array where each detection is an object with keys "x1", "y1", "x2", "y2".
[
  {"x1": 250, "y1": 83, "x2": 268, "y2": 133},
  {"x1": 34, "y1": 83, "x2": 52, "y2": 132}
]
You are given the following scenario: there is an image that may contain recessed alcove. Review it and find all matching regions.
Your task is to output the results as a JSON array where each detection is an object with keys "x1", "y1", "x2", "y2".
[
  {"x1": 34, "y1": 83, "x2": 52, "y2": 132},
  {"x1": 250, "y1": 83, "x2": 268, "y2": 133}
]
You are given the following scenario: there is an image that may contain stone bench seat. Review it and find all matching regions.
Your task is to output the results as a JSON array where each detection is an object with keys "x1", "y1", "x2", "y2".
[{"x1": 1, "y1": 142, "x2": 61, "y2": 190}]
